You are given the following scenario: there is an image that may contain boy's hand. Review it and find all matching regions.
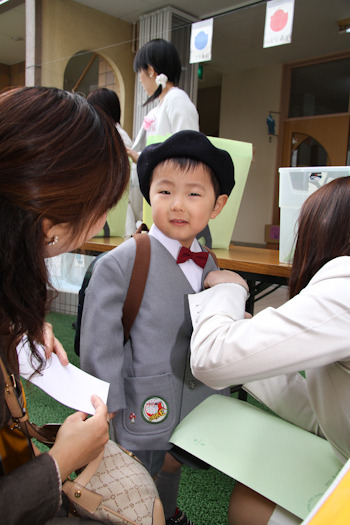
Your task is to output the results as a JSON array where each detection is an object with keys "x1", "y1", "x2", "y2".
[{"x1": 204, "y1": 270, "x2": 249, "y2": 293}]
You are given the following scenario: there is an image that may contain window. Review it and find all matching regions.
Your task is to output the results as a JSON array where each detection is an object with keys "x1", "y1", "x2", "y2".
[
  {"x1": 288, "y1": 57, "x2": 350, "y2": 117},
  {"x1": 64, "y1": 51, "x2": 120, "y2": 97}
]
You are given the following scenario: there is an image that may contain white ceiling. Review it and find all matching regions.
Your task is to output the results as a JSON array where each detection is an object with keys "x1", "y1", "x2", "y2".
[{"x1": 0, "y1": 0, "x2": 349, "y2": 82}]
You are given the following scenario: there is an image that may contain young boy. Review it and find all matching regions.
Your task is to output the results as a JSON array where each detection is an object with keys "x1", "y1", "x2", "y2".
[{"x1": 80, "y1": 130, "x2": 235, "y2": 525}]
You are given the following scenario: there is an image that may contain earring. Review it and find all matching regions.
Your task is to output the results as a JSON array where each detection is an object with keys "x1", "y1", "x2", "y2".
[
  {"x1": 48, "y1": 235, "x2": 59, "y2": 246},
  {"x1": 149, "y1": 73, "x2": 153, "y2": 77}
]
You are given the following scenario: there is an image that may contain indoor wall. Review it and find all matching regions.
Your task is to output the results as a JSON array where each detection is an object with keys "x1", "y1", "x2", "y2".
[
  {"x1": 220, "y1": 65, "x2": 282, "y2": 246},
  {"x1": 0, "y1": 61, "x2": 24, "y2": 90},
  {"x1": 41, "y1": 0, "x2": 135, "y2": 135}
]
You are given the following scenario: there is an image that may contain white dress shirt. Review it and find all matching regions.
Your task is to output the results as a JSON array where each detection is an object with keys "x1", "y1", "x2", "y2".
[{"x1": 149, "y1": 224, "x2": 204, "y2": 292}]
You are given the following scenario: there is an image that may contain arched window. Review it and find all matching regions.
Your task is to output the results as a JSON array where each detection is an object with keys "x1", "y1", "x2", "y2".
[
  {"x1": 64, "y1": 51, "x2": 120, "y2": 97},
  {"x1": 291, "y1": 133, "x2": 329, "y2": 167}
]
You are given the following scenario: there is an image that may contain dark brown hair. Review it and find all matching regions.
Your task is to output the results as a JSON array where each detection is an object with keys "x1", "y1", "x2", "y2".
[
  {"x1": 87, "y1": 87, "x2": 121, "y2": 124},
  {"x1": 0, "y1": 87, "x2": 129, "y2": 370},
  {"x1": 289, "y1": 176, "x2": 350, "y2": 298}
]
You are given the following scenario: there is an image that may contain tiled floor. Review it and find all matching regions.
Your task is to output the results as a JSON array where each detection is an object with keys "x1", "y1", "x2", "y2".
[{"x1": 254, "y1": 284, "x2": 289, "y2": 314}]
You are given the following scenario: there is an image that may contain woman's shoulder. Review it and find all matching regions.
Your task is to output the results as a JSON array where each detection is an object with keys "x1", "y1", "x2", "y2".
[
  {"x1": 165, "y1": 87, "x2": 192, "y2": 103},
  {"x1": 307, "y1": 257, "x2": 350, "y2": 298},
  {"x1": 312, "y1": 256, "x2": 350, "y2": 281}
]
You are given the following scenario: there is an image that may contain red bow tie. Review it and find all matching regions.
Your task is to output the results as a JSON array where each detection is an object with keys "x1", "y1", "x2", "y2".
[{"x1": 176, "y1": 246, "x2": 209, "y2": 268}]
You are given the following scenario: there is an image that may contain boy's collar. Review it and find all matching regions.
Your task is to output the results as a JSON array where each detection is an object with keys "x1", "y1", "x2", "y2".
[{"x1": 149, "y1": 224, "x2": 202, "y2": 260}]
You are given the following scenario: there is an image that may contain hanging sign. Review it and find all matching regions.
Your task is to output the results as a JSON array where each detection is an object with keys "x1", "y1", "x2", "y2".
[
  {"x1": 263, "y1": 0, "x2": 295, "y2": 48},
  {"x1": 190, "y1": 18, "x2": 213, "y2": 64}
]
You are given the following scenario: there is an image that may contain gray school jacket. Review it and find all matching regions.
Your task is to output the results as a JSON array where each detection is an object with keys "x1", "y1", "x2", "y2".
[{"x1": 80, "y1": 235, "x2": 229, "y2": 451}]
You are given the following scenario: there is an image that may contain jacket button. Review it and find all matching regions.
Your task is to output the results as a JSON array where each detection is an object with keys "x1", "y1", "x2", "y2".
[{"x1": 188, "y1": 380, "x2": 197, "y2": 390}]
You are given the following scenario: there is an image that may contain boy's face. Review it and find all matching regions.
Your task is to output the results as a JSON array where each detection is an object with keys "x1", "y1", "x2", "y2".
[{"x1": 149, "y1": 161, "x2": 227, "y2": 248}]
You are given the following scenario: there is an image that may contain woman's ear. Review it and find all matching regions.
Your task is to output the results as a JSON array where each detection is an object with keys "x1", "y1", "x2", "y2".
[
  {"x1": 42, "y1": 218, "x2": 63, "y2": 247},
  {"x1": 42, "y1": 218, "x2": 55, "y2": 244},
  {"x1": 147, "y1": 65, "x2": 156, "y2": 78},
  {"x1": 210, "y1": 194, "x2": 228, "y2": 219}
]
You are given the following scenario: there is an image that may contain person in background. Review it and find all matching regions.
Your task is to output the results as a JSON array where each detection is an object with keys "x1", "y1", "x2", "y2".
[
  {"x1": 80, "y1": 130, "x2": 234, "y2": 525},
  {"x1": 87, "y1": 88, "x2": 134, "y2": 236},
  {"x1": 87, "y1": 88, "x2": 133, "y2": 150},
  {"x1": 0, "y1": 86, "x2": 129, "y2": 524},
  {"x1": 188, "y1": 176, "x2": 350, "y2": 525},
  {"x1": 125, "y1": 38, "x2": 199, "y2": 237}
]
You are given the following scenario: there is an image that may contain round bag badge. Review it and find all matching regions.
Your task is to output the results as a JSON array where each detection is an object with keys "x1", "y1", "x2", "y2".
[{"x1": 142, "y1": 396, "x2": 168, "y2": 424}]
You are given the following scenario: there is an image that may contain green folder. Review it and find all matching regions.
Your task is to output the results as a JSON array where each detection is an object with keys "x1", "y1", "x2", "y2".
[{"x1": 170, "y1": 395, "x2": 342, "y2": 520}]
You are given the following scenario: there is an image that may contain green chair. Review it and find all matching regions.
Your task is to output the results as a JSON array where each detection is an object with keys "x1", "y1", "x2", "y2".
[{"x1": 94, "y1": 186, "x2": 129, "y2": 237}]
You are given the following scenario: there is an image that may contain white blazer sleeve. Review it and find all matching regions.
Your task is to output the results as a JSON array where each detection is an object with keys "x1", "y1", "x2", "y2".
[
  {"x1": 189, "y1": 277, "x2": 350, "y2": 389},
  {"x1": 243, "y1": 375, "x2": 323, "y2": 435}
]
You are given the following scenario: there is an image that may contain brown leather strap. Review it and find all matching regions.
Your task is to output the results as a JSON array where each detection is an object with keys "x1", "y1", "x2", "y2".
[
  {"x1": 122, "y1": 232, "x2": 151, "y2": 342},
  {"x1": 0, "y1": 357, "x2": 59, "y2": 444},
  {"x1": 203, "y1": 245, "x2": 218, "y2": 267},
  {"x1": 62, "y1": 448, "x2": 104, "y2": 513},
  {"x1": 0, "y1": 358, "x2": 25, "y2": 421}
]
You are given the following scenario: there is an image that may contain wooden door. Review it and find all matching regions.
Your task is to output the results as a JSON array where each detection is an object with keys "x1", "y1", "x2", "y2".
[{"x1": 282, "y1": 114, "x2": 350, "y2": 167}]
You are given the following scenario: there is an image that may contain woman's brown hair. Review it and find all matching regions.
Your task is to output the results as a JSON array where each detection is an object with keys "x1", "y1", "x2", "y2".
[
  {"x1": 0, "y1": 87, "x2": 129, "y2": 369},
  {"x1": 289, "y1": 176, "x2": 350, "y2": 298}
]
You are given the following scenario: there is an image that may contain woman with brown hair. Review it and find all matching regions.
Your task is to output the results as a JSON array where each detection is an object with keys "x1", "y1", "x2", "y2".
[
  {"x1": 0, "y1": 86, "x2": 129, "y2": 523},
  {"x1": 188, "y1": 176, "x2": 350, "y2": 524}
]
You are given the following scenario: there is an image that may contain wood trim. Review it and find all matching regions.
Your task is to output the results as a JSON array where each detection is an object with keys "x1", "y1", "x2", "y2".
[
  {"x1": 285, "y1": 112, "x2": 350, "y2": 123},
  {"x1": 72, "y1": 53, "x2": 97, "y2": 93},
  {"x1": 282, "y1": 114, "x2": 350, "y2": 167},
  {"x1": 272, "y1": 52, "x2": 350, "y2": 224},
  {"x1": 282, "y1": 50, "x2": 350, "y2": 69},
  {"x1": 79, "y1": 238, "x2": 292, "y2": 279}
]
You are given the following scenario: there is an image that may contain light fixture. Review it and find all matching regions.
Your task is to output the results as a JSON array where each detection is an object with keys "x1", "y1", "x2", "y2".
[{"x1": 337, "y1": 17, "x2": 350, "y2": 34}]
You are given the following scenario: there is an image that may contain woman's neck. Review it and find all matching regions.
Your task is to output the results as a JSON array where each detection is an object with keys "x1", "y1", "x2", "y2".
[{"x1": 158, "y1": 82, "x2": 175, "y2": 101}]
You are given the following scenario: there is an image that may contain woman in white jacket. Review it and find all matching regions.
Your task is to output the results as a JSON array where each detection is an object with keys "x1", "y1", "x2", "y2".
[{"x1": 189, "y1": 176, "x2": 350, "y2": 525}]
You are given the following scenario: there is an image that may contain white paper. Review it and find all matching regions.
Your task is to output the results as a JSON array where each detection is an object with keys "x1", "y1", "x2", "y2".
[
  {"x1": 190, "y1": 18, "x2": 213, "y2": 64},
  {"x1": 18, "y1": 341, "x2": 109, "y2": 415},
  {"x1": 263, "y1": 0, "x2": 295, "y2": 48}
]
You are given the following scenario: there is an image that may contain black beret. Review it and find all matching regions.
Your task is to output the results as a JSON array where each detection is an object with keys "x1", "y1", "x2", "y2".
[{"x1": 137, "y1": 130, "x2": 235, "y2": 204}]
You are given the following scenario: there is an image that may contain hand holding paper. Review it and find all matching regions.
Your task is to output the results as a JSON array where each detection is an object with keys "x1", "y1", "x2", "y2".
[{"x1": 18, "y1": 339, "x2": 109, "y2": 415}]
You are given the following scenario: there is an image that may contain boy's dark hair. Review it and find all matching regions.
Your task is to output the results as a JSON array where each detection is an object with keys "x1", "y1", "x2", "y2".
[
  {"x1": 87, "y1": 88, "x2": 121, "y2": 124},
  {"x1": 133, "y1": 39, "x2": 182, "y2": 105},
  {"x1": 154, "y1": 158, "x2": 221, "y2": 200}
]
